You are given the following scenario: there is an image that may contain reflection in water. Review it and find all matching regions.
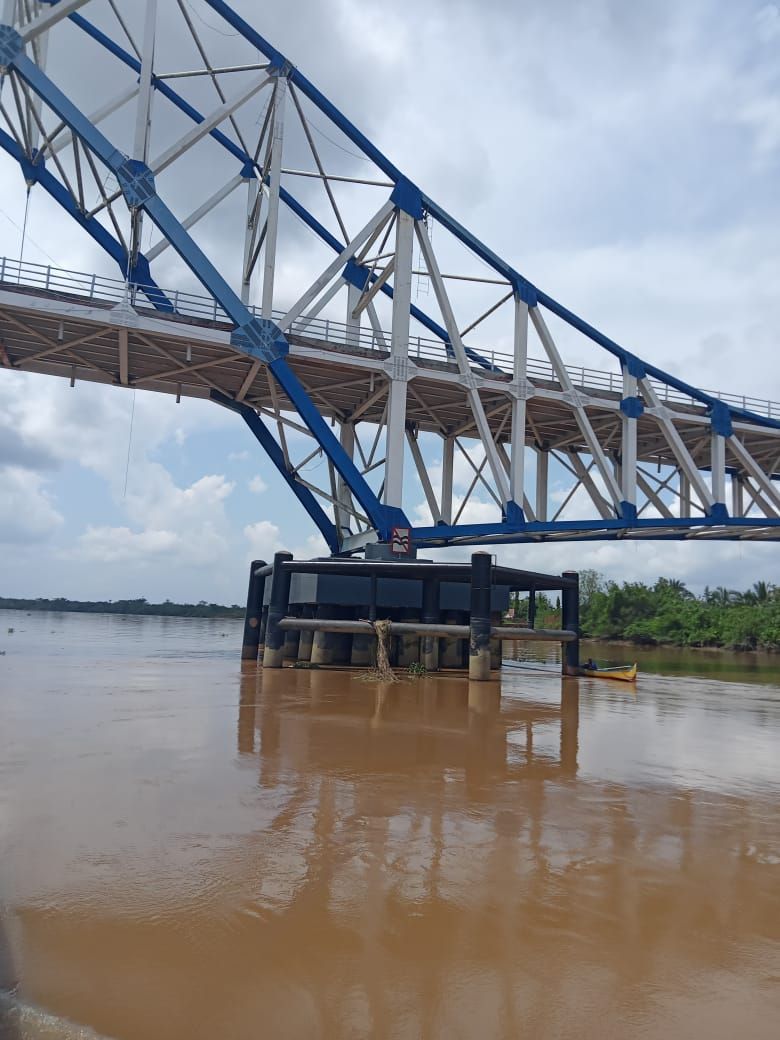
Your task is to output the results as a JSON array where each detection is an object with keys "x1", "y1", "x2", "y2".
[{"x1": 0, "y1": 610, "x2": 779, "y2": 1039}]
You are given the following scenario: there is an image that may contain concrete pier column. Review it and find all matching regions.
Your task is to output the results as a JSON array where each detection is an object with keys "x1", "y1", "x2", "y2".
[
  {"x1": 561, "y1": 571, "x2": 580, "y2": 676},
  {"x1": 241, "y1": 558, "x2": 267, "y2": 661},
  {"x1": 283, "y1": 608, "x2": 301, "y2": 662},
  {"x1": 440, "y1": 610, "x2": 463, "y2": 668},
  {"x1": 469, "y1": 552, "x2": 492, "y2": 681},
  {"x1": 397, "y1": 609, "x2": 419, "y2": 667},
  {"x1": 351, "y1": 607, "x2": 374, "y2": 668},
  {"x1": 297, "y1": 605, "x2": 314, "y2": 662},
  {"x1": 263, "y1": 551, "x2": 293, "y2": 669},
  {"x1": 311, "y1": 605, "x2": 335, "y2": 666},
  {"x1": 421, "y1": 577, "x2": 440, "y2": 672}
]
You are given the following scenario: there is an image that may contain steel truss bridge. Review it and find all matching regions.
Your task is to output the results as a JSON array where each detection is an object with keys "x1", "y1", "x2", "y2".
[{"x1": 0, "y1": 1, "x2": 779, "y2": 554}]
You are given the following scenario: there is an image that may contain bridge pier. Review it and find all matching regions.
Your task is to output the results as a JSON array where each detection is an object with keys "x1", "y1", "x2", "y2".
[
  {"x1": 468, "y1": 552, "x2": 492, "y2": 682},
  {"x1": 241, "y1": 558, "x2": 267, "y2": 661},
  {"x1": 561, "y1": 571, "x2": 580, "y2": 676}
]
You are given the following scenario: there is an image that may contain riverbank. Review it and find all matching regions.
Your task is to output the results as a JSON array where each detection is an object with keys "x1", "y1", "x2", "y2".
[{"x1": 0, "y1": 597, "x2": 243, "y2": 620}]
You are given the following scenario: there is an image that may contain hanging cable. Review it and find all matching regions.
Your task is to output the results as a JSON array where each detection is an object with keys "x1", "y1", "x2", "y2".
[
  {"x1": 123, "y1": 390, "x2": 136, "y2": 498},
  {"x1": 18, "y1": 184, "x2": 31, "y2": 275}
]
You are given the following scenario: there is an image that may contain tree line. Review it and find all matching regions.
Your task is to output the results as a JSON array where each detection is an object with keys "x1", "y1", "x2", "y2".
[
  {"x1": 577, "y1": 573, "x2": 780, "y2": 651},
  {"x1": 0, "y1": 596, "x2": 244, "y2": 619}
]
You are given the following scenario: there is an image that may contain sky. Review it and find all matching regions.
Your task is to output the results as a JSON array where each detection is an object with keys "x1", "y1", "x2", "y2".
[{"x1": 0, "y1": 0, "x2": 779, "y2": 603}]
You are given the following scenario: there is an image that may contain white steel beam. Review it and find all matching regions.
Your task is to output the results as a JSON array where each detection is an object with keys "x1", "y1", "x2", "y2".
[
  {"x1": 146, "y1": 174, "x2": 243, "y2": 261},
  {"x1": 47, "y1": 84, "x2": 140, "y2": 158},
  {"x1": 261, "y1": 75, "x2": 286, "y2": 318},
  {"x1": 415, "y1": 220, "x2": 510, "y2": 504},
  {"x1": 536, "y1": 447, "x2": 548, "y2": 521},
  {"x1": 133, "y1": 0, "x2": 156, "y2": 162},
  {"x1": 118, "y1": 326, "x2": 128, "y2": 385},
  {"x1": 335, "y1": 421, "x2": 355, "y2": 534},
  {"x1": 407, "y1": 430, "x2": 441, "y2": 523},
  {"x1": 639, "y1": 377, "x2": 714, "y2": 512},
  {"x1": 509, "y1": 295, "x2": 528, "y2": 507},
  {"x1": 621, "y1": 367, "x2": 637, "y2": 507},
  {"x1": 150, "y1": 74, "x2": 272, "y2": 175},
  {"x1": 18, "y1": 0, "x2": 91, "y2": 44},
  {"x1": 636, "y1": 470, "x2": 675, "y2": 520},
  {"x1": 711, "y1": 432, "x2": 726, "y2": 505},
  {"x1": 384, "y1": 209, "x2": 414, "y2": 507},
  {"x1": 531, "y1": 308, "x2": 622, "y2": 511},
  {"x1": 345, "y1": 283, "x2": 361, "y2": 347},
  {"x1": 731, "y1": 474, "x2": 744, "y2": 518},
  {"x1": 441, "y1": 434, "x2": 454, "y2": 525},
  {"x1": 679, "y1": 473, "x2": 691, "y2": 517},
  {"x1": 496, "y1": 441, "x2": 536, "y2": 520},
  {"x1": 566, "y1": 451, "x2": 612, "y2": 519},
  {"x1": 727, "y1": 435, "x2": 780, "y2": 512},
  {"x1": 741, "y1": 476, "x2": 779, "y2": 519},
  {"x1": 241, "y1": 174, "x2": 259, "y2": 305},
  {"x1": 278, "y1": 202, "x2": 394, "y2": 333}
]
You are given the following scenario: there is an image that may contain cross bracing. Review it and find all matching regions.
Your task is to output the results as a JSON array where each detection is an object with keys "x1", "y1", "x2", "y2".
[{"x1": 0, "y1": 1, "x2": 779, "y2": 552}]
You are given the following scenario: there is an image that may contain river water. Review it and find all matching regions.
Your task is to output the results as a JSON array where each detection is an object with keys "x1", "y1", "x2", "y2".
[{"x1": 0, "y1": 609, "x2": 778, "y2": 1039}]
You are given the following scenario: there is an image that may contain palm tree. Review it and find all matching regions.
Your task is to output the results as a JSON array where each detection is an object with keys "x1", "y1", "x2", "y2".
[
  {"x1": 656, "y1": 577, "x2": 693, "y2": 599},
  {"x1": 709, "y1": 586, "x2": 736, "y2": 607}
]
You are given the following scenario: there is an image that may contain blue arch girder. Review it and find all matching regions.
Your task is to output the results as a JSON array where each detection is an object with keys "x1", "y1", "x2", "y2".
[
  {"x1": 1, "y1": 2, "x2": 777, "y2": 550},
  {"x1": 1, "y1": 27, "x2": 408, "y2": 542}
]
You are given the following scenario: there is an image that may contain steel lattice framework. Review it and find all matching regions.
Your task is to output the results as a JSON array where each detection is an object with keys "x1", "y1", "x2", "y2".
[{"x1": 1, "y1": 0, "x2": 779, "y2": 553}]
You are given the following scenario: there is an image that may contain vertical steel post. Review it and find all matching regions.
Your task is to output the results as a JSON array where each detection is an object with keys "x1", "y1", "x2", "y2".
[
  {"x1": 711, "y1": 432, "x2": 726, "y2": 508},
  {"x1": 680, "y1": 473, "x2": 691, "y2": 518},
  {"x1": 732, "y1": 473, "x2": 744, "y2": 517},
  {"x1": 384, "y1": 209, "x2": 414, "y2": 507},
  {"x1": 421, "y1": 577, "x2": 440, "y2": 672},
  {"x1": 241, "y1": 558, "x2": 267, "y2": 661},
  {"x1": 528, "y1": 587, "x2": 536, "y2": 629},
  {"x1": 345, "y1": 282, "x2": 361, "y2": 347},
  {"x1": 536, "y1": 447, "x2": 549, "y2": 521},
  {"x1": 561, "y1": 571, "x2": 580, "y2": 676},
  {"x1": 469, "y1": 552, "x2": 492, "y2": 681},
  {"x1": 129, "y1": 0, "x2": 157, "y2": 270},
  {"x1": 263, "y1": 551, "x2": 292, "y2": 669},
  {"x1": 510, "y1": 295, "x2": 529, "y2": 507},
  {"x1": 441, "y1": 434, "x2": 454, "y2": 525},
  {"x1": 261, "y1": 74, "x2": 287, "y2": 318},
  {"x1": 335, "y1": 421, "x2": 355, "y2": 537},
  {"x1": 241, "y1": 174, "x2": 259, "y2": 304},
  {"x1": 621, "y1": 366, "x2": 638, "y2": 509}
]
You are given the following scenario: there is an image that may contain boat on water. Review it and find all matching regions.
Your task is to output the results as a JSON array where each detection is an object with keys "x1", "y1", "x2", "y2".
[{"x1": 579, "y1": 662, "x2": 638, "y2": 682}]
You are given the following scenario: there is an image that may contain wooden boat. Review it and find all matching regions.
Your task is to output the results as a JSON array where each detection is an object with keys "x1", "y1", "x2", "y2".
[{"x1": 579, "y1": 662, "x2": 637, "y2": 682}]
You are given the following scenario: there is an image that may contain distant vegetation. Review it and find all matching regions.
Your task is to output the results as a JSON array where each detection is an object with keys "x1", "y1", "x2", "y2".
[
  {"x1": 507, "y1": 574, "x2": 780, "y2": 651},
  {"x1": 578, "y1": 572, "x2": 780, "y2": 651},
  {"x1": 0, "y1": 597, "x2": 243, "y2": 619}
]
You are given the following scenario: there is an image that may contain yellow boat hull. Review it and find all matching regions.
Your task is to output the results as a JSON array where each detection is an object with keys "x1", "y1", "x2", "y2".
[{"x1": 580, "y1": 663, "x2": 637, "y2": 682}]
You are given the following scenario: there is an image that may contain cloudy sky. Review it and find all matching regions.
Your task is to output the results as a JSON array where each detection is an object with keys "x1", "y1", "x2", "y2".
[{"x1": 1, "y1": 0, "x2": 779, "y2": 602}]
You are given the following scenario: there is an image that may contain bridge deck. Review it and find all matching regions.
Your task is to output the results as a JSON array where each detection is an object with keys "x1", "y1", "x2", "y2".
[{"x1": 2, "y1": 259, "x2": 778, "y2": 481}]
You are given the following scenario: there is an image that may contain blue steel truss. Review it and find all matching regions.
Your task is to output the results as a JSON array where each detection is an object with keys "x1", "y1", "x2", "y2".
[{"x1": 0, "y1": 1, "x2": 778, "y2": 551}]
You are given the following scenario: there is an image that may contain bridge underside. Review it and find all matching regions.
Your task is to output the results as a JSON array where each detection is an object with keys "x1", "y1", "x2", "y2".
[
  {"x1": 0, "y1": 2, "x2": 779, "y2": 551},
  {"x1": 2, "y1": 267, "x2": 780, "y2": 548}
]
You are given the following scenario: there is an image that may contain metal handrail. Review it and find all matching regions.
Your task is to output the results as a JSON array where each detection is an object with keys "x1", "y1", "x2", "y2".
[{"x1": 1, "y1": 255, "x2": 776, "y2": 419}]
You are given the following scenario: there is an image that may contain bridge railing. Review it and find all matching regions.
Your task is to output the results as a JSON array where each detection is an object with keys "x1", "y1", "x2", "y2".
[{"x1": 0, "y1": 255, "x2": 776, "y2": 420}]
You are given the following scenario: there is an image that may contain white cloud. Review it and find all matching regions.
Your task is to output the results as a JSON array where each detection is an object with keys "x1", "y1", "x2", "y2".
[
  {"x1": 75, "y1": 525, "x2": 179, "y2": 564},
  {"x1": 248, "y1": 475, "x2": 268, "y2": 494},
  {"x1": 0, "y1": 466, "x2": 63, "y2": 544}
]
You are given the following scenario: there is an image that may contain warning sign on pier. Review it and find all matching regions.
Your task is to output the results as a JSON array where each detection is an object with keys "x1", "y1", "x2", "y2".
[{"x1": 390, "y1": 526, "x2": 412, "y2": 555}]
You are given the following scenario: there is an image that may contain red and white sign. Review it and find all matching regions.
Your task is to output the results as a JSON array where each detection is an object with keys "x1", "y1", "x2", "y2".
[{"x1": 390, "y1": 526, "x2": 412, "y2": 555}]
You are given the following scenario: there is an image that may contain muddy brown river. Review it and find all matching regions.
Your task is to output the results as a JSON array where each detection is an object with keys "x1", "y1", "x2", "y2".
[{"x1": 1, "y1": 610, "x2": 779, "y2": 1039}]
